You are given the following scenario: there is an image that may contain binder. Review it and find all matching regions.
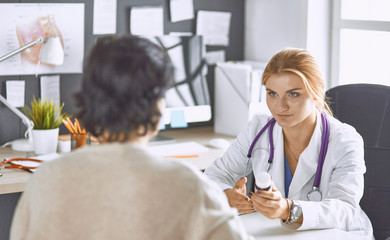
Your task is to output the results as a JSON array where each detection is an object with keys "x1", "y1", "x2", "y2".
[{"x1": 214, "y1": 61, "x2": 270, "y2": 136}]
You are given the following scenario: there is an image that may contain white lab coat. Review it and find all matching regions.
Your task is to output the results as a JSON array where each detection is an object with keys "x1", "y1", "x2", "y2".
[{"x1": 205, "y1": 112, "x2": 374, "y2": 238}]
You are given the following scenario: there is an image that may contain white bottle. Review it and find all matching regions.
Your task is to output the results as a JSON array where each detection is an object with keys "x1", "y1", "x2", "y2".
[{"x1": 255, "y1": 172, "x2": 272, "y2": 192}]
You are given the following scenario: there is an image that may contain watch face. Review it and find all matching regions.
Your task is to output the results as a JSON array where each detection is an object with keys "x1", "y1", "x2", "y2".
[{"x1": 291, "y1": 202, "x2": 302, "y2": 222}]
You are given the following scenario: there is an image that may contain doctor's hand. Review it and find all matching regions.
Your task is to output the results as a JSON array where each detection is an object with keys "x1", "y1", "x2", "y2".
[
  {"x1": 224, "y1": 177, "x2": 254, "y2": 214},
  {"x1": 250, "y1": 182, "x2": 290, "y2": 220}
]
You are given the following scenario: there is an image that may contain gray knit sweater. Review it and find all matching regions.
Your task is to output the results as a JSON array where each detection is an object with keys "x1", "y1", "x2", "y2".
[{"x1": 10, "y1": 143, "x2": 252, "y2": 240}]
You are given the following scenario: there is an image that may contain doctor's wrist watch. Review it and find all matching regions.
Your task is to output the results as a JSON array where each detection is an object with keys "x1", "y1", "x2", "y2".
[{"x1": 285, "y1": 200, "x2": 302, "y2": 224}]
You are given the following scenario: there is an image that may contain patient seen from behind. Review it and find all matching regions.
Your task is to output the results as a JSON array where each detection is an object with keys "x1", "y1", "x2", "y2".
[{"x1": 10, "y1": 35, "x2": 252, "y2": 240}]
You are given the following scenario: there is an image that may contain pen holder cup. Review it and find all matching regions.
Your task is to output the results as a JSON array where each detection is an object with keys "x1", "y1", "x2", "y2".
[
  {"x1": 58, "y1": 134, "x2": 71, "y2": 153},
  {"x1": 71, "y1": 133, "x2": 91, "y2": 150}
]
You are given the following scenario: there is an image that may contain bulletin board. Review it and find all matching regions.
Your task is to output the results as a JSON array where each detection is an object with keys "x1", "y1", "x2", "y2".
[{"x1": 0, "y1": 0, "x2": 244, "y2": 145}]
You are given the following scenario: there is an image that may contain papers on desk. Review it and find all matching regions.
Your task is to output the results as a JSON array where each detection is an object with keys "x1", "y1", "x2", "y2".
[
  {"x1": 10, "y1": 153, "x2": 60, "y2": 172},
  {"x1": 147, "y1": 141, "x2": 209, "y2": 157}
]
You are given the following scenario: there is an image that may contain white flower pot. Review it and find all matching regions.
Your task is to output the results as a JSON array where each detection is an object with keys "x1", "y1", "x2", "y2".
[{"x1": 32, "y1": 128, "x2": 59, "y2": 155}]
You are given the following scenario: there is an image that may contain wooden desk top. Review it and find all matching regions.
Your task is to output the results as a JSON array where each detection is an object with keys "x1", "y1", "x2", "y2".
[
  {"x1": 0, "y1": 126, "x2": 234, "y2": 194},
  {"x1": 0, "y1": 148, "x2": 33, "y2": 194}
]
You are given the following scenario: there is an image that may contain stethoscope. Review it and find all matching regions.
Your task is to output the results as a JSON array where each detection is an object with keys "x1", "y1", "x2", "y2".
[{"x1": 246, "y1": 112, "x2": 330, "y2": 201}]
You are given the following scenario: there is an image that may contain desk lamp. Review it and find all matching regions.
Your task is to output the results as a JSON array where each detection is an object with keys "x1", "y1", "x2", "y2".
[{"x1": 0, "y1": 36, "x2": 64, "y2": 151}]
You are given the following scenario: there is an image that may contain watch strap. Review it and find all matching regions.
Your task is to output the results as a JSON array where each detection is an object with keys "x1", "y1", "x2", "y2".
[
  {"x1": 281, "y1": 200, "x2": 302, "y2": 230},
  {"x1": 286, "y1": 200, "x2": 302, "y2": 224}
]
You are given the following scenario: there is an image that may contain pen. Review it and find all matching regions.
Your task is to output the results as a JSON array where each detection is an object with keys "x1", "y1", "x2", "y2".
[
  {"x1": 66, "y1": 117, "x2": 77, "y2": 133},
  {"x1": 75, "y1": 118, "x2": 83, "y2": 133},
  {"x1": 163, "y1": 155, "x2": 199, "y2": 158},
  {"x1": 63, "y1": 118, "x2": 86, "y2": 134},
  {"x1": 62, "y1": 119, "x2": 75, "y2": 133}
]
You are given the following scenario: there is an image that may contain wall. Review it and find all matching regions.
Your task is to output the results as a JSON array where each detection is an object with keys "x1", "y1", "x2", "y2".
[
  {"x1": 0, "y1": 0, "x2": 245, "y2": 145},
  {"x1": 244, "y1": 0, "x2": 331, "y2": 86}
]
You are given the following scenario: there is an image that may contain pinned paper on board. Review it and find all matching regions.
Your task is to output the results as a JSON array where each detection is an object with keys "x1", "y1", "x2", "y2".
[
  {"x1": 169, "y1": 0, "x2": 194, "y2": 23},
  {"x1": 6, "y1": 80, "x2": 25, "y2": 107},
  {"x1": 170, "y1": 109, "x2": 188, "y2": 128},
  {"x1": 130, "y1": 6, "x2": 164, "y2": 36},
  {"x1": 40, "y1": 75, "x2": 60, "y2": 104},
  {"x1": 93, "y1": 0, "x2": 117, "y2": 35},
  {"x1": 196, "y1": 10, "x2": 231, "y2": 46}
]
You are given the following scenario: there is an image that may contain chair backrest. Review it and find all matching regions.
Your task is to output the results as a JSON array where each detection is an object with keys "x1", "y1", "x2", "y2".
[{"x1": 326, "y1": 84, "x2": 390, "y2": 240}]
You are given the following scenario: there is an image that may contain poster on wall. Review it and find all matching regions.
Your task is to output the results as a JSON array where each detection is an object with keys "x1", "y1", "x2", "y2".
[{"x1": 0, "y1": 3, "x2": 85, "y2": 76}]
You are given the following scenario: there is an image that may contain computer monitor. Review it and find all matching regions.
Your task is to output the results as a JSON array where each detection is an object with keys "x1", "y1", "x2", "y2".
[{"x1": 147, "y1": 35, "x2": 211, "y2": 131}]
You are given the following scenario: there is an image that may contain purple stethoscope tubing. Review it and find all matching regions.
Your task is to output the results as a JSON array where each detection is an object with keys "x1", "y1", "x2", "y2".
[
  {"x1": 246, "y1": 112, "x2": 330, "y2": 201},
  {"x1": 247, "y1": 118, "x2": 276, "y2": 159},
  {"x1": 314, "y1": 113, "x2": 330, "y2": 188}
]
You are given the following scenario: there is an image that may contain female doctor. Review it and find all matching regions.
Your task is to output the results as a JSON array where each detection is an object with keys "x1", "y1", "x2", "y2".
[{"x1": 205, "y1": 48, "x2": 373, "y2": 238}]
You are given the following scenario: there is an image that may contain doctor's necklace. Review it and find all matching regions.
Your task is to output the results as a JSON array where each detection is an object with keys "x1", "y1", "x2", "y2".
[
  {"x1": 284, "y1": 141, "x2": 299, "y2": 175},
  {"x1": 284, "y1": 141, "x2": 299, "y2": 163}
]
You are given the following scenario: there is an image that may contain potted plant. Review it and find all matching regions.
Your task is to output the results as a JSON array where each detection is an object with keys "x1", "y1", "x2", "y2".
[{"x1": 23, "y1": 97, "x2": 70, "y2": 155}]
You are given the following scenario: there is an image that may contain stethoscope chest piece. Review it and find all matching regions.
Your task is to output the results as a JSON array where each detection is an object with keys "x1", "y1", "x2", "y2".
[{"x1": 307, "y1": 187, "x2": 322, "y2": 201}]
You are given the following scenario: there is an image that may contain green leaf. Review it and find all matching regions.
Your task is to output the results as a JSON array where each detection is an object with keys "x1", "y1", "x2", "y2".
[{"x1": 23, "y1": 97, "x2": 70, "y2": 130}]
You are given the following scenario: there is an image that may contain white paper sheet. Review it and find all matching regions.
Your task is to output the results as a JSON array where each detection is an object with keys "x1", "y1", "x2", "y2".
[
  {"x1": 6, "y1": 80, "x2": 25, "y2": 107},
  {"x1": 130, "y1": 6, "x2": 164, "y2": 36},
  {"x1": 196, "y1": 10, "x2": 232, "y2": 46},
  {"x1": 169, "y1": 0, "x2": 194, "y2": 22},
  {"x1": 40, "y1": 75, "x2": 60, "y2": 104},
  {"x1": 147, "y1": 141, "x2": 209, "y2": 156},
  {"x1": 0, "y1": 3, "x2": 85, "y2": 75},
  {"x1": 206, "y1": 50, "x2": 226, "y2": 65},
  {"x1": 93, "y1": 0, "x2": 117, "y2": 35}
]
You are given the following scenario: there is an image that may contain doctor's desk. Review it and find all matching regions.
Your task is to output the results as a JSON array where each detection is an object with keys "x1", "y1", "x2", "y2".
[{"x1": 0, "y1": 126, "x2": 367, "y2": 240}]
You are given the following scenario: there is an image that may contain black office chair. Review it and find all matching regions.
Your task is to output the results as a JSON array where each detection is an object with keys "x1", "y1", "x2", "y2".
[{"x1": 326, "y1": 84, "x2": 390, "y2": 240}]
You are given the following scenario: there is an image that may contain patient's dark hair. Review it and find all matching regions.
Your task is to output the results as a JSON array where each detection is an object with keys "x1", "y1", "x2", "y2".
[{"x1": 75, "y1": 35, "x2": 174, "y2": 141}]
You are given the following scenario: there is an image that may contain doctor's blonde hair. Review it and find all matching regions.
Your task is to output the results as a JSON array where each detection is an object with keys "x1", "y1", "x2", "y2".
[{"x1": 262, "y1": 48, "x2": 333, "y2": 116}]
